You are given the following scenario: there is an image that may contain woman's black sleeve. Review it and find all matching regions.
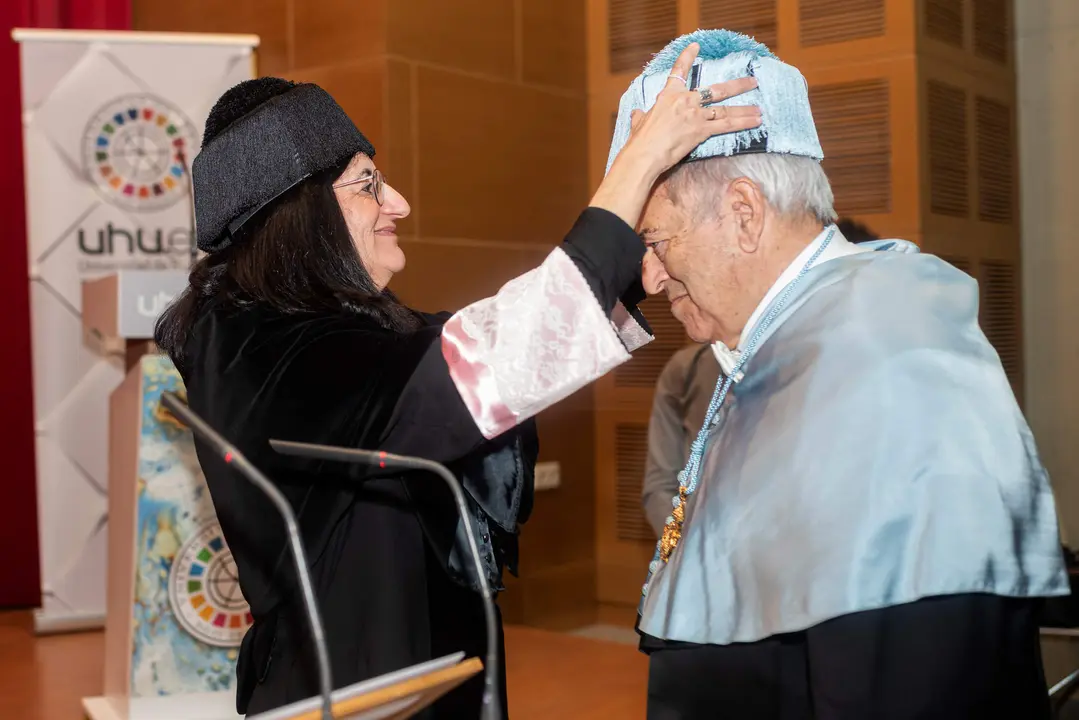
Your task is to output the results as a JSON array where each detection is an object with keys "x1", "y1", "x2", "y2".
[{"x1": 378, "y1": 207, "x2": 650, "y2": 463}]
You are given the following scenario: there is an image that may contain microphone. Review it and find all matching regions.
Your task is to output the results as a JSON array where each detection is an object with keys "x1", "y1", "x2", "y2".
[
  {"x1": 268, "y1": 439, "x2": 502, "y2": 720},
  {"x1": 158, "y1": 392, "x2": 334, "y2": 720}
]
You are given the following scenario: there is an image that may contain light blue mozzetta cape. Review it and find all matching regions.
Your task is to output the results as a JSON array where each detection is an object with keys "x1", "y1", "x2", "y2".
[{"x1": 638, "y1": 240, "x2": 1069, "y2": 645}]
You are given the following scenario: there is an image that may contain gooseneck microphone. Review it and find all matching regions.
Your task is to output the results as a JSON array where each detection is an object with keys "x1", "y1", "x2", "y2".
[
  {"x1": 159, "y1": 392, "x2": 334, "y2": 720},
  {"x1": 268, "y1": 439, "x2": 502, "y2": 720}
]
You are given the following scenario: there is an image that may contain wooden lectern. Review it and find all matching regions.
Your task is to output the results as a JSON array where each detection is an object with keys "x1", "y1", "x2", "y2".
[
  {"x1": 79, "y1": 271, "x2": 483, "y2": 719},
  {"x1": 247, "y1": 654, "x2": 482, "y2": 720},
  {"x1": 80, "y1": 270, "x2": 247, "y2": 720}
]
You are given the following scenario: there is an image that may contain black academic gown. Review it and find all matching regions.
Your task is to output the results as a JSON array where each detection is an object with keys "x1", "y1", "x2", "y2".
[
  {"x1": 174, "y1": 207, "x2": 647, "y2": 718},
  {"x1": 178, "y1": 303, "x2": 532, "y2": 718}
]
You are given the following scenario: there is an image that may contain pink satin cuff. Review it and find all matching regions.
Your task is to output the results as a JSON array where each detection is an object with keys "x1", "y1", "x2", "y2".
[{"x1": 441, "y1": 247, "x2": 633, "y2": 439}]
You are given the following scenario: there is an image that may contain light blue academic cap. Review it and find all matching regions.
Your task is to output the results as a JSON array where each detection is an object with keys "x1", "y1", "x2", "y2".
[{"x1": 605, "y1": 29, "x2": 824, "y2": 174}]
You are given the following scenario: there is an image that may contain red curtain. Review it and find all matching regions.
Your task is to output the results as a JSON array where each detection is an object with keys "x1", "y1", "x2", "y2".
[{"x1": 0, "y1": 0, "x2": 130, "y2": 608}]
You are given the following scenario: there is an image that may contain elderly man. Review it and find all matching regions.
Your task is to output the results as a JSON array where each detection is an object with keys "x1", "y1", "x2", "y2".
[
  {"x1": 641, "y1": 218, "x2": 879, "y2": 537},
  {"x1": 609, "y1": 30, "x2": 1068, "y2": 719}
]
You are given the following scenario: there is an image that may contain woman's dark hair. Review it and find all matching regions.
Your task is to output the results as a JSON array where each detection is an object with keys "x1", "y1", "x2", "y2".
[{"x1": 155, "y1": 79, "x2": 418, "y2": 365}]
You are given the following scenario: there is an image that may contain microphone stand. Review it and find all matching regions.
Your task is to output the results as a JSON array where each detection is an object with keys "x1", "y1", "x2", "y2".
[
  {"x1": 269, "y1": 439, "x2": 502, "y2": 720},
  {"x1": 158, "y1": 392, "x2": 334, "y2": 720}
]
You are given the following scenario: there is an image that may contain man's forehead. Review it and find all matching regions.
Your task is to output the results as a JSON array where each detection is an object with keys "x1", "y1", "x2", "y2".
[
  {"x1": 639, "y1": 186, "x2": 686, "y2": 231},
  {"x1": 643, "y1": 181, "x2": 676, "y2": 211}
]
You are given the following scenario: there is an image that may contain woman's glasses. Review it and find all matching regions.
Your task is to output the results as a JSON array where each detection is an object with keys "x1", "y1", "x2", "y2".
[{"x1": 332, "y1": 169, "x2": 384, "y2": 206}]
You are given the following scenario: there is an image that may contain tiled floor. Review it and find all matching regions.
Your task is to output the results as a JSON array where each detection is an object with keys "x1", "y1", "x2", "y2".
[{"x1": 0, "y1": 611, "x2": 649, "y2": 719}]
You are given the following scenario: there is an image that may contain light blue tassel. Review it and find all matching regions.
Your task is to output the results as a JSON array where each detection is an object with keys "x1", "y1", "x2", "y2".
[{"x1": 645, "y1": 28, "x2": 776, "y2": 73}]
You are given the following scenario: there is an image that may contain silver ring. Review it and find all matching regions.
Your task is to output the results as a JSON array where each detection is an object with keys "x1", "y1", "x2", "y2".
[
  {"x1": 698, "y1": 87, "x2": 714, "y2": 105},
  {"x1": 669, "y1": 72, "x2": 687, "y2": 84}
]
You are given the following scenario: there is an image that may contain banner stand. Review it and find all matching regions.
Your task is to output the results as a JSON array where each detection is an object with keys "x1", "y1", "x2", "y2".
[{"x1": 14, "y1": 27, "x2": 257, "y2": 713}]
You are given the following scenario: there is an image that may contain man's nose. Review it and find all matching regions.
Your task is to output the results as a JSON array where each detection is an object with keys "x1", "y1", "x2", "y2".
[{"x1": 642, "y1": 249, "x2": 668, "y2": 295}]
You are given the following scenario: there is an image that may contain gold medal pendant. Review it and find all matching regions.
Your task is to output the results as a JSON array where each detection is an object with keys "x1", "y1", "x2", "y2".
[{"x1": 658, "y1": 486, "x2": 688, "y2": 562}]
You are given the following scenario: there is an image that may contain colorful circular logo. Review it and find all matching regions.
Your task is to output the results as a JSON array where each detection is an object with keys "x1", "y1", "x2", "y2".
[
  {"x1": 82, "y1": 94, "x2": 198, "y2": 212},
  {"x1": 168, "y1": 522, "x2": 252, "y2": 648}
]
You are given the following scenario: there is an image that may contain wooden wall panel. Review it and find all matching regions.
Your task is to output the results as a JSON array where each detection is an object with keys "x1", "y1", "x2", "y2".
[
  {"x1": 608, "y1": 0, "x2": 679, "y2": 74},
  {"x1": 595, "y1": 408, "x2": 659, "y2": 605},
  {"x1": 927, "y1": 80, "x2": 969, "y2": 218},
  {"x1": 918, "y1": 0, "x2": 1014, "y2": 77},
  {"x1": 925, "y1": 0, "x2": 964, "y2": 47},
  {"x1": 414, "y1": 66, "x2": 588, "y2": 245},
  {"x1": 975, "y1": 95, "x2": 1013, "y2": 225},
  {"x1": 810, "y1": 78, "x2": 891, "y2": 216},
  {"x1": 801, "y1": 58, "x2": 921, "y2": 240},
  {"x1": 777, "y1": 0, "x2": 918, "y2": 65},
  {"x1": 980, "y1": 259, "x2": 1022, "y2": 394},
  {"x1": 522, "y1": 0, "x2": 589, "y2": 91},
  {"x1": 387, "y1": 0, "x2": 516, "y2": 79},
  {"x1": 919, "y1": 53, "x2": 1018, "y2": 259},
  {"x1": 132, "y1": 0, "x2": 290, "y2": 74},
  {"x1": 614, "y1": 424, "x2": 652, "y2": 542},
  {"x1": 919, "y1": 43, "x2": 1021, "y2": 399},
  {"x1": 292, "y1": 0, "x2": 387, "y2": 69},
  {"x1": 800, "y1": 0, "x2": 886, "y2": 48},
  {"x1": 972, "y1": 0, "x2": 1010, "y2": 65},
  {"x1": 699, "y1": 0, "x2": 779, "y2": 50}
]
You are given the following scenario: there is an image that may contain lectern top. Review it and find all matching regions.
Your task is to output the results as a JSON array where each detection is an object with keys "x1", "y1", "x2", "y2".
[
  {"x1": 249, "y1": 653, "x2": 480, "y2": 720},
  {"x1": 82, "y1": 270, "x2": 189, "y2": 342}
]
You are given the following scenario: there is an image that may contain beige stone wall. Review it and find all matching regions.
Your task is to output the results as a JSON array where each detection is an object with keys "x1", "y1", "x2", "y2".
[
  {"x1": 1016, "y1": 0, "x2": 1079, "y2": 546},
  {"x1": 1017, "y1": 0, "x2": 1079, "y2": 686}
]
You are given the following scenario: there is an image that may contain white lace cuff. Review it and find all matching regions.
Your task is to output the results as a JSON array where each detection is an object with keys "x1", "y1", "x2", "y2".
[
  {"x1": 441, "y1": 247, "x2": 632, "y2": 439},
  {"x1": 611, "y1": 301, "x2": 653, "y2": 352}
]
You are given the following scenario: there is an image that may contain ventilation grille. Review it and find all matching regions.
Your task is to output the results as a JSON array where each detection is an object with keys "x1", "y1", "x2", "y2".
[
  {"x1": 939, "y1": 255, "x2": 975, "y2": 277},
  {"x1": 810, "y1": 79, "x2": 891, "y2": 215},
  {"x1": 615, "y1": 424, "x2": 652, "y2": 541},
  {"x1": 615, "y1": 296, "x2": 688, "y2": 387},
  {"x1": 608, "y1": 0, "x2": 679, "y2": 74},
  {"x1": 699, "y1": 0, "x2": 778, "y2": 50},
  {"x1": 928, "y1": 81, "x2": 969, "y2": 218},
  {"x1": 925, "y1": 0, "x2": 964, "y2": 47},
  {"x1": 800, "y1": 0, "x2": 885, "y2": 47},
  {"x1": 976, "y1": 96, "x2": 1013, "y2": 224},
  {"x1": 980, "y1": 260, "x2": 1020, "y2": 387},
  {"x1": 973, "y1": 0, "x2": 1009, "y2": 64}
]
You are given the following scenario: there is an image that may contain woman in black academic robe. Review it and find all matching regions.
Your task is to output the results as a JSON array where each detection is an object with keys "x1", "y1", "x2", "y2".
[{"x1": 154, "y1": 43, "x2": 758, "y2": 718}]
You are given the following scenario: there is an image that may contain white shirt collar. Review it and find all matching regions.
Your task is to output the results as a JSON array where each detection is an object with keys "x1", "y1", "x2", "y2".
[{"x1": 711, "y1": 225, "x2": 870, "y2": 381}]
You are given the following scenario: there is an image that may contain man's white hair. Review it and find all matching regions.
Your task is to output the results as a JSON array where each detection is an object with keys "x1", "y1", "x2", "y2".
[{"x1": 663, "y1": 153, "x2": 838, "y2": 225}]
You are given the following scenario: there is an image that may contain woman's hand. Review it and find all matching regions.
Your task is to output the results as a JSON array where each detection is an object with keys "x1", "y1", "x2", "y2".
[
  {"x1": 623, "y1": 45, "x2": 761, "y2": 177},
  {"x1": 590, "y1": 42, "x2": 762, "y2": 228}
]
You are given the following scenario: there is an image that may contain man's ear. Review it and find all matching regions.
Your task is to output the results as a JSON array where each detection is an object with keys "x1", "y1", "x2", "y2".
[{"x1": 727, "y1": 178, "x2": 766, "y2": 253}]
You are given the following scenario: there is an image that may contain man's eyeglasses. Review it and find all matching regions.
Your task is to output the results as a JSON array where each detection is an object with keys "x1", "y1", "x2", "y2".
[{"x1": 332, "y1": 169, "x2": 384, "y2": 206}]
